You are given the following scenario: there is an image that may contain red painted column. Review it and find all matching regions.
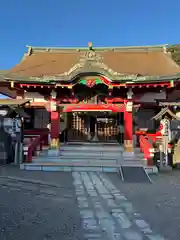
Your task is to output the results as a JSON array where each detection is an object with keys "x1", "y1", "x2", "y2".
[
  {"x1": 124, "y1": 100, "x2": 134, "y2": 152},
  {"x1": 50, "y1": 111, "x2": 59, "y2": 139},
  {"x1": 50, "y1": 110, "x2": 60, "y2": 148},
  {"x1": 49, "y1": 91, "x2": 60, "y2": 148}
]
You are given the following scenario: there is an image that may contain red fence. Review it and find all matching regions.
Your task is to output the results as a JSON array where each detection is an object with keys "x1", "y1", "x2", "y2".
[
  {"x1": 26, "y1": 133, "x2": 48, "y2": 163},
  {"x1": 24, "y1": 128, "x2": 49, "y2": 146},
  {"x1": 139, "y1": 135, "x2": 154, "y2": 165}
]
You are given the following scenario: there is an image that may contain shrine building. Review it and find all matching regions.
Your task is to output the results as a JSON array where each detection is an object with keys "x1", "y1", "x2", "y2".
[{"x1": 0, "y1": 42, "x2": 180, "y2": 156}]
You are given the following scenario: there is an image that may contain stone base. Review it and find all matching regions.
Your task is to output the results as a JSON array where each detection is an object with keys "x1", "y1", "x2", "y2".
[
  {"x1": 50, "y1": 138, "x2": 59, "y2": 149},
  {"x1": 124, "y1": 140, "x2": 133, "y2": 153}
]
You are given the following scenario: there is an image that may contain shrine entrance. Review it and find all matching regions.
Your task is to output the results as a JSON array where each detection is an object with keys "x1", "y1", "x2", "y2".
[
  {"x1": 67, "y1": 111, "x2": 123, "y2": 143},
  {"x1": 61, "y1": 75, "x2": 125, "y2": 144}
]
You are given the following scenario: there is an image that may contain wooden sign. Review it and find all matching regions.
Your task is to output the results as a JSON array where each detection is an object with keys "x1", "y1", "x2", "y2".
[
  {"x1": 125, "y1": 101, "x2": 133, "y2": 112},
  {"x1": 63, "y1": 104, "x2": 124, "y2": 112}
]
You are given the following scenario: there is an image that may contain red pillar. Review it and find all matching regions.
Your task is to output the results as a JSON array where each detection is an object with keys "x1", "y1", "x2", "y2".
[
  {"x1": 124, "y1": 101, "x2": 134, "y2": 152},
  {"x1": 50, "y1": 111, "x2": 59, "y2": 139},
  {"x1": 50, "y1": 111, "x2": 60, "y2": 149}
]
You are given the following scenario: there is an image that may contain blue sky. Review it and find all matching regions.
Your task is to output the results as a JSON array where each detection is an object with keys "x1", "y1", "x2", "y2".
[{"x1": 0, "y1": 0, "x2": 179, "y2": 70}]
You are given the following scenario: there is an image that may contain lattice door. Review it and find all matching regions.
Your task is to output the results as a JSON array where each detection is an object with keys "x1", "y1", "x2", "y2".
[
  {"x1": 97, "y1": 118, "x2": 118, "y2": 141},
  {"x1": 68, "y1": 113, "x2": 87, "y2": 141}
]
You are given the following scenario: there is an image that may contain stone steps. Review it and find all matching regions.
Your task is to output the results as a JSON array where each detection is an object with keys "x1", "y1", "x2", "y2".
[
  {"x1": 21, "y1": 142, "x2": 156, "y2": 173},
  {"x1": 59, "y1": 147, "x2": 123, "y2": 152},
  {"x1": 38, "y1": 143, "x2": 124, "y2": 159},
  {"x1": 20, "y1": 161, "x2": 158, "y2": 174},
  {"x1": 64, "y1": 141, "x2": 119, "y2": 145},
  {"x1": 38, "y1": 151, "x2": 123, "y2": 159},
  {"x1": 33, "y1": 157, "x2": 118, "y2": 165},
  {"x1": 31, "y1": 160, "x2": 147, "y2": 166}
]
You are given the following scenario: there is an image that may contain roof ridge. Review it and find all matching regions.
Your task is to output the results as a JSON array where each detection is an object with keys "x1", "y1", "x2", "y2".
[{"x1": 26, "y1": 44, "x2": 168, "y2": 53}]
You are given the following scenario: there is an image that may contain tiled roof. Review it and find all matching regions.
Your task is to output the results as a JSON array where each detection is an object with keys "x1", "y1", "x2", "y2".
[{"x1": 8, "y1": 44, "x2": 180, "y2": 77}]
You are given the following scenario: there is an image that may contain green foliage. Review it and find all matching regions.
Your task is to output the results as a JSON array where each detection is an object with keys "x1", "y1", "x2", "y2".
[{"x1": 167, "y1": 44, "x2": 180, "y2": 66}]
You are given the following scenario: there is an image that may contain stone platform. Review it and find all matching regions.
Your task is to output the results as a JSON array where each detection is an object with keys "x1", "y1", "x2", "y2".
[{"x1": 21, "y1": 142, "x2": 158, "y2": 174}]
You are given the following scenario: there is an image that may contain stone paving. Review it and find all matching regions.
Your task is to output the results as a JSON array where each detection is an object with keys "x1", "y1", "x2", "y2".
[
  {"x1": 0, "y1": 166, "x2": 180, "y2": 239},
  {"x1": 73, "y1": 172, "x2": 165, "y2": 240}
]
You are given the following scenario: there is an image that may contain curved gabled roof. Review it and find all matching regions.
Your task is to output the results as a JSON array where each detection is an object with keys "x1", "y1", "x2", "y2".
[
  {"x1": 8, "y1": 44, "x2": 180, "y2": 78},
  {"x1": 152, "y1": 107, "x2": 180, "y2": 121}
]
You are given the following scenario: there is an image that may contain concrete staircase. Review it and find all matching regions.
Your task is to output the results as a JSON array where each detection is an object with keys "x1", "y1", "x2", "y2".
[{"x1": 20, "y1": 142, "x2": 158, "y2": 174}]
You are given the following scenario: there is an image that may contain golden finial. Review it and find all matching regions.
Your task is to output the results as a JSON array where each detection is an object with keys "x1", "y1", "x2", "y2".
[{"x1": 88, "y1": 42, "x2": 93, "y2": 49}]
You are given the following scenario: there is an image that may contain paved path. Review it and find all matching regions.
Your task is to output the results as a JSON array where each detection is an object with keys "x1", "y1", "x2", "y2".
[
  {"x1": 1, "y1": 166, "x2": 180, "y2": 239},
  {"x1": 73, "y1": 172, "x2": 165, "y2": 240}
]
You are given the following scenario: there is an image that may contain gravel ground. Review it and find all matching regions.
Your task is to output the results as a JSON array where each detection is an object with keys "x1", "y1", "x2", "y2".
[
  {"x1": 0, "y1": 166, "x2": 73, "y2": 186},
  {"x1": 0, "y1": 167, "x2": 83, "y2": 240},
  {"x1": 0, "y1": 166, "x2": 180, "y2": 239},
  {"x1": 108, "y1": 170, "x2": 180, "y2": 240}
]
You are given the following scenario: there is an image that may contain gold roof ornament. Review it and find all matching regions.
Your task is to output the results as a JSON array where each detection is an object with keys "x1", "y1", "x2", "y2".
[{"x1": 88, "y1": 42, "x2": 93, "y2": 50}]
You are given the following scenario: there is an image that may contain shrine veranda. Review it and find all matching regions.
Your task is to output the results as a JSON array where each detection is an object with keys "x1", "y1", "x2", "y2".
[{"x1": 1, "y1": 43, "x2": 180, "y2": 156}]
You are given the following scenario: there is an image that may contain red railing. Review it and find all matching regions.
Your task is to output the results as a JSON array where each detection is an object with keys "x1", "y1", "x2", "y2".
[
  {"x1": 136, "y1": 130, "x2": 162, "y2": 145},
  {"x1": 24, "y1": 128, "x2": 49, "y2": 135},
  {"x1": 139, "y1": 135, "x2": 154, "y2": 165},
  {"x1": 24, "y1": 128, "x2": 49, "y2": 146},
  {"x1": 26, "y1": 133, "x2": 48, "y2": 163}
]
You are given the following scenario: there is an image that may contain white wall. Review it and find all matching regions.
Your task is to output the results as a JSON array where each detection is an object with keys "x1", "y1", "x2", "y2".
[{"x1": 24, "y1": 92, "x2": 46, "y2": 102}]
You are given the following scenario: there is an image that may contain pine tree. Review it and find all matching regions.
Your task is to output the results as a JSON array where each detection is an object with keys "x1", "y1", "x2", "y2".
[{"x1": 167, "y1": 44, "x2": 180, "y2": 66}]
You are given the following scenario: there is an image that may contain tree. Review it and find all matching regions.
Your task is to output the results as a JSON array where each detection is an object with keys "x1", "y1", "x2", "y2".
[{"x1": 167, "y1": 44, "x2": 180, "y2": 66}]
